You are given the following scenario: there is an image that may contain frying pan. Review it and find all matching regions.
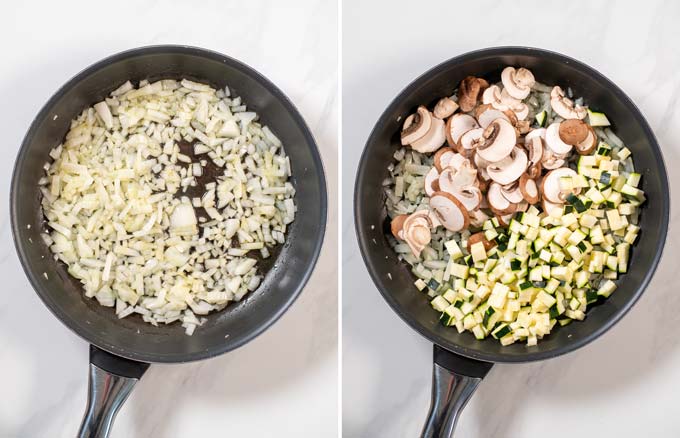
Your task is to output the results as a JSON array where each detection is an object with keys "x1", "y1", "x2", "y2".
[
  {"x1": 354, "y1": 47, "x2": 669, "y2": 437},
  {"x1": 10, "y1": 46, "x2": 327, "y2": 437}
]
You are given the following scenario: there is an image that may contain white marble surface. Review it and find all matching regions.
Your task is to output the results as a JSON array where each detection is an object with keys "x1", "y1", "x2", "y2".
[
  {"x1": 343, "y1": 1, "x2": 680, "y2": 436},
  {"x1": 0, "y1": 1, "x2": 338, "y2": 437}
]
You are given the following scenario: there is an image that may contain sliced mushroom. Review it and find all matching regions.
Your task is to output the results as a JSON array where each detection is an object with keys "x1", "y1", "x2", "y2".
[
  {"x1": 476, "y1": 118, "x2": 517, "y2": 163},
  {"x1": 500, "y1": 89, "x2": 529, "y2": 121},
  {"x1": 487, "y1": 147, "x2": 528, "y2": 185},
  {"x1": 487, "y1": 182, "x2": 516, "y2": 214},
  {"x1": 439, "y1": 161, "x2": 478, "y2": 193},
  {"x1": 496, "y1": 212, "x2": 515, "y2": 227},
  {"x1": 501, "y1": 67, "x2": 535, "y2": 100},
  {"x1": 517, "y1": 120, "x2": 532, "y2": 135},
  {"x1": 456, "y1": 127, "x2": 485, "y2": 157},
  {"x1": 424, "y1": 167, "x2": 439, "y2": 197},
  {"x1": 411, "y1": 116, "x2": 446, "y2": 153},
  {"x1": 477, "y1": 176, "x2": 490, "y2": 192},
  {"x1": 575, "y1": 125, "x2": 598, "y2": 155},
  {"x1": 502, "y1": 109, "x2": 519, "y2": 126},
  {"x1": 434, "y1": 97, "x2": 459, "y2": 119},
  {"x1": 482, "y1": 85, "x2": 507, "y2": 111},
  {"x1": 390, "y1": 214, "x2": 408, "y2": 239},
  {"x1": 519, "y1": 173, "x2": 540, "y2": 204},
  {"x1": 401, "y1": 106, "x2": 432, "y2": 145},
  {"x1": 525, "y1": 128, "x2": 546, "y2": 143},
  {"x1": 475, "y1": 105, "x2": 511, "y2": 128},
  {"x1": 550, "y1": 86, "x2": 587, "y2": 120},
  {"x1": 558, "y1": 119, "x2": 589, "y2": 145},
  {"x1": 516, "y1": 200, "x2": 529, "y2": 212},
  {"x1": 433, "y1": 147, "x2": 456, "y2": 172},
  {"x1": 527, "y1": 161, "x2": 542, "y2": 179},
  {"x1": 542, "y1": 198, "x2": 564, "y2": 216},
  {"x1": 402, "y1": 210, "x2": 434, "y2": 257},
  {"x1": 470, "y1": 209, "x2": 490, "y2": 228},
  {"x1": 445, "y1": 114, "x2": 479, "y2": 148},
  {"x1": 473, "y1": 150, "x2": 491, "y2": 171},
  {"x1": 544, "y1": 122, "x2": 573, "y2": 156},
  {"x1": 458, "y1": 76, "x2": 489, "y2": 112},
  {"x1": 466, "y1": 232, "x2": 497, "y2": 252},
  {"x1": 452, "y1": 186, "x2": 483, "y2": 212},
  {"x1": 541, "y1": 168, "x2": 578, "y2": 203},
  {"x1": 501, "y1": 181, "x2": 524, "y2": 203},
  {"x1": 513, "y1": 104, "x2": 529, "y2": 121},
  {"x1": 542, "y1": 154, "x2": 566, "y2": 170},
  {"x1": 430, "y1": 192, "x2": 470, "y2": 232},
  {"x1": 524, "y1": 135, "x2": 544, "y2": 179}
]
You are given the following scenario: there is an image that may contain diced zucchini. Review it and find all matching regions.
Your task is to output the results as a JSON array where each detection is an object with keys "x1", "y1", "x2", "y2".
[
  {"x1": 626, "y1": 173, "x2": 641, "y2": 188},
  {"x1": 588, "y1": 109, "x2": 610, "y2": 126},
  {"x1": 445, "y1": 239, "x2": 464, "y2": 259},
  {"x1": 431, "y1": 296, "x2": 450, "y2": 312},
  {"x1": 535, "y1": 110, "x2": 547, "y2": 127},
  {"x1": 597, "y1": 280, "x2": 617, "y2": 298},
  {"x1": 449, "y1": 264, "x2": 469, "y2": 279}
]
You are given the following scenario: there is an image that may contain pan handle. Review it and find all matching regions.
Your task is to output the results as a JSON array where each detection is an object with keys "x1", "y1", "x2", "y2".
[
  {"x1": 421, "y1": 345, "x2": 493, "y2": 438},
  {"x1": 77, "y1": 345, "x2": 150, "y2": 438}
]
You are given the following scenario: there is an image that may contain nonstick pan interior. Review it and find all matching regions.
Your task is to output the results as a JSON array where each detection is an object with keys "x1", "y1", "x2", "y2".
[
  {"x1": 11, "y1": 46, "x2": 327, "y2": 363},
  {"x1": 355, "y1": 47, "x2": 669, "y2": 363}
]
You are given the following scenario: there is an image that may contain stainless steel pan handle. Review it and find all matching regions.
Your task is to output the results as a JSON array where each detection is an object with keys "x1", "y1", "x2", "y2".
[
  {"x1": 77, "y1": 345, "x2": 150, "y2": 438},
  {"x1": 421, "y1": 345, "x2": 493, "y2": 438}
]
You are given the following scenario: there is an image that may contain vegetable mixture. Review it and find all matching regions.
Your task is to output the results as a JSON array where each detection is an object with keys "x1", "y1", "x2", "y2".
[
  {"x1": 385, "y1": 67, "x2": 644, "y2": 346},
  {"x1": 40, "y1": 79, "x2": 296, "y2": 335}
]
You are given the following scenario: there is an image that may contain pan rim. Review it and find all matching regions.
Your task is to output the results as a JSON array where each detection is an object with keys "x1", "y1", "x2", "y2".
[
  {"x1": 11, "y1": 44, "x2": 328, "y2": 363},
  {"x1": 354, "y1": 45, "x2": 670, "y2": 364}
]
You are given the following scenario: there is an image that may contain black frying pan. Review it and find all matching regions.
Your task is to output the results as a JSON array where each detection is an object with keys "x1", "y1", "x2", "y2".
[
  {"x1": 354, "y1": 47, "x2": 669, "y2": 437},
  {"x1": 10, "y1": 46, "x2": 327, "y2": 437}
]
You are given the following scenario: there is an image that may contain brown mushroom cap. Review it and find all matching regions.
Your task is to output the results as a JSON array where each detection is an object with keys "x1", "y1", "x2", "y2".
[
  {"x1": 390, "y1": 214, "x2": 409, "y2": 239},
  {"x1": 446, "y1": 114, "x2": 479, "y2": 148},
  {"x1": 467, "y1": 231, "x2": 497, "y2": 252},
  {"x1": 559, "y1": 119, "x2": 589, "y2": 145},
  {"x1": 575, "y1": 125, "x2": 598, "y2": 155},
  {"x1": 434, "y1": 97, "x2": 459, "y2": 119},
  {"x1": 541, "y1": 167, "x2": 578, "y2": 203},
  {"x1": 401, "y1": 106, "x2": 432, "y2": 145},
  {"x1": 519, "y1": 173, "x2": 540, "y2": 204},
  {"x1": 477, "y1": 118, "x2": 517, "y2": 163},
  {"x1": 458, "y1": 76, "x2": 489, "y2": 112},
  {"x1": 430, "y1": 191, "x2": 470, "y2": 232}
]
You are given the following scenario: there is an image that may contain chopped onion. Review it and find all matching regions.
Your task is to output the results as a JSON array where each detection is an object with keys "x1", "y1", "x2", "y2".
[{"x1": 40, "y1": 78, "x2": 295, "y2": 335}]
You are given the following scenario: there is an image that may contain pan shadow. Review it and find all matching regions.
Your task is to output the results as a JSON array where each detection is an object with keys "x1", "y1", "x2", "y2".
[
  {"x1": 0, "y1": 49, "x2": 337, "y2": 438},
  {"x1": 342, "y1": 45, "x2": 680, "y2": 437}
]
